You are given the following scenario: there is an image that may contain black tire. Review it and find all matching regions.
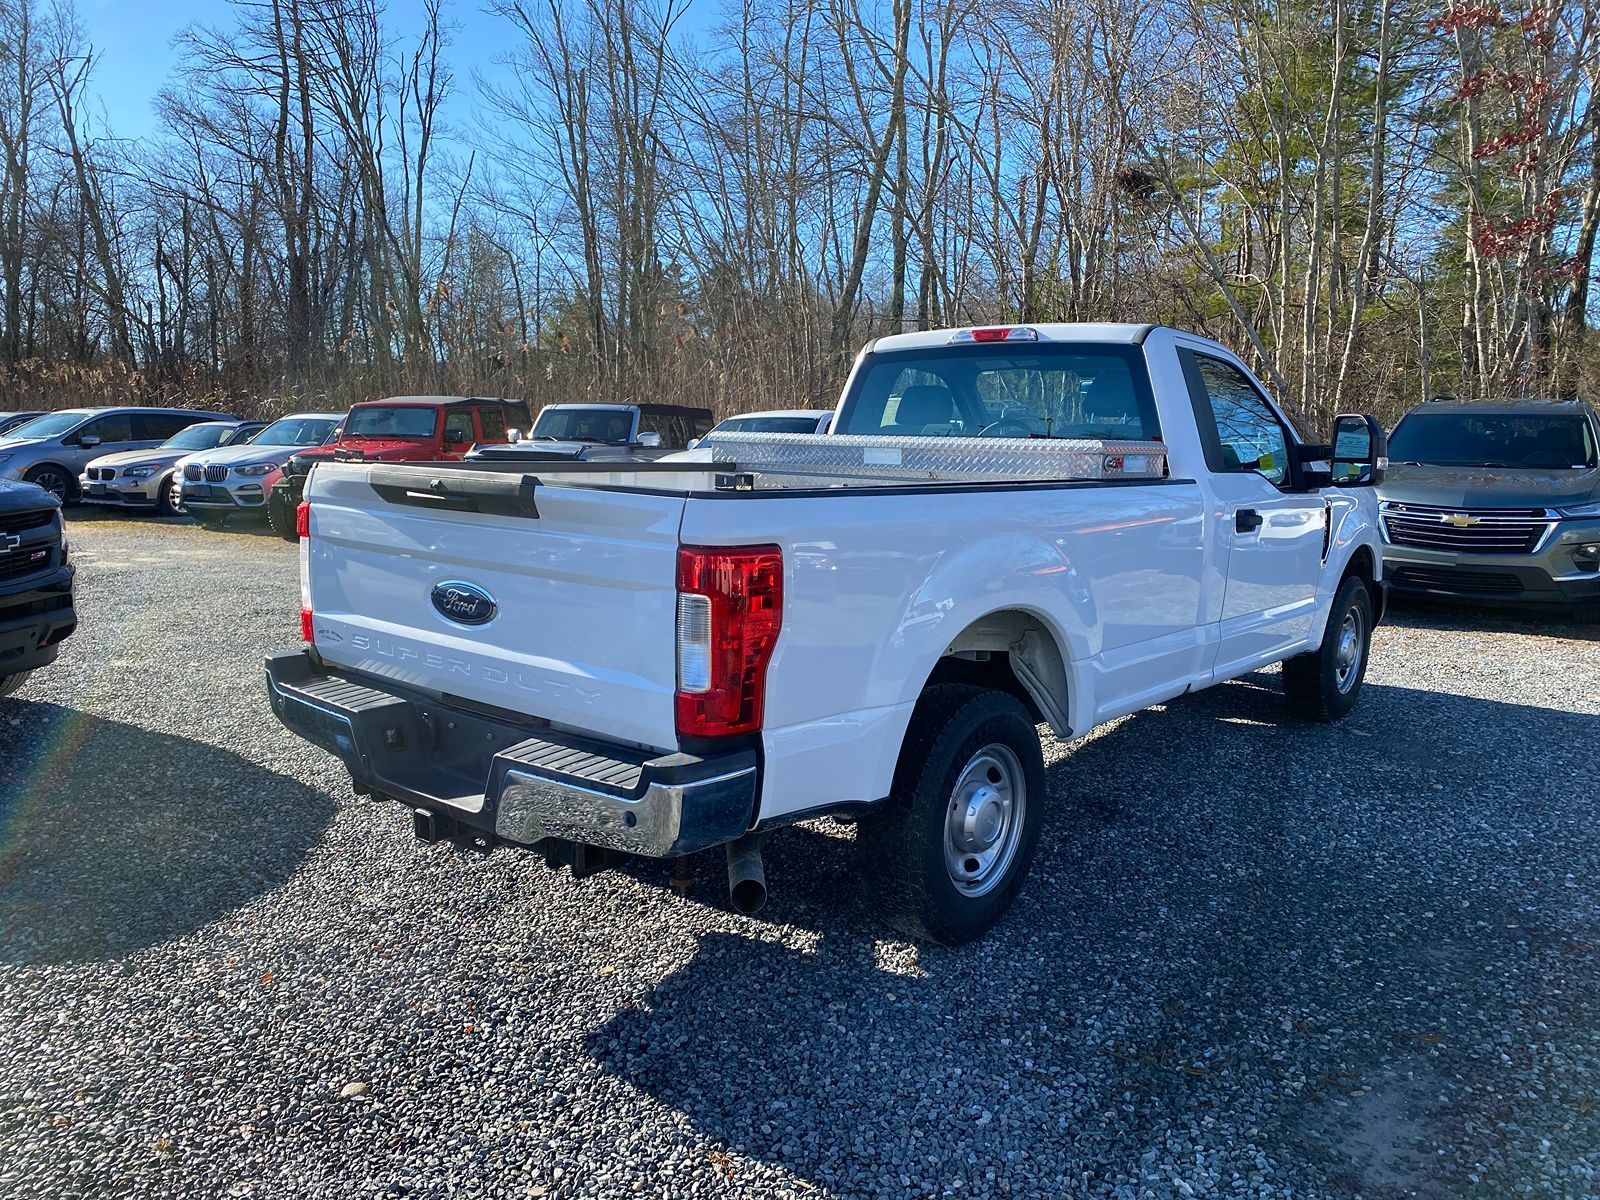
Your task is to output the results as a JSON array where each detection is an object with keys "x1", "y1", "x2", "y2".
[
  {"x1": 156, "y1": 477, "x2": 180, "y2": 517},
  {"x1": 0, "y1": 670, "x2": 31, "y2": 699},
  {"x1": 191, "y1": 509, "x2": 231, "y2": 529},
  {"x1": 267, "y1": 483, "x2": 300, "y2": 542},
  {"x1": 858, "y1": 683, "x2": 1046, "y2": 945},
  {"x1": 1282, "y1": 575, "x2": 1374, "y2": 722},
  {"x1": 22, "y1": 463, "x2": 74, "y2": 502},
  {"x1": 1574, "y1": 601, "x2": 1600, "y2": 625}
]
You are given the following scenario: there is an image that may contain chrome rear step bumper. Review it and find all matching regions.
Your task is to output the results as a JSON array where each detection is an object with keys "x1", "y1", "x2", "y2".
[{"x1": 265, "y1": 650, "x2": 756, "y2": 857}]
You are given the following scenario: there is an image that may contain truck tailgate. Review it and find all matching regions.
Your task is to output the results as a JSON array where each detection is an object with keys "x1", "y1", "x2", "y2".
[{"x1": 303, "y1": 463, "x2": 686, "y2": 750}]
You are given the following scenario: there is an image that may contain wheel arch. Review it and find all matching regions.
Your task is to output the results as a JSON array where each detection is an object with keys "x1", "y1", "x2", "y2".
[
  {"x1": 918, "y1": 607, "x2": 1073, "y2": 738},
  {"x1": 1337, "y1": 542, "x2": 1385, "y2": 623}
]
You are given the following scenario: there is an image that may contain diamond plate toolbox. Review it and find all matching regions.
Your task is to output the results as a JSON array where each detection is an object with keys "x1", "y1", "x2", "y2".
[{"x1": 702, "y1": 431, "x2": 1168, "y2": 483}]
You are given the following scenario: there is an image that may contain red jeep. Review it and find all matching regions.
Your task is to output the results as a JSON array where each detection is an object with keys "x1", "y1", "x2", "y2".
[{"x1": 267, "y1": 395, "x2": 528, "y2": 540}]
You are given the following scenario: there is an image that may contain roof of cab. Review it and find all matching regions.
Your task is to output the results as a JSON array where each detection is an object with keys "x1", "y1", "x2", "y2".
[
  {"x1": 867, "y1": 323, "x2": 1157, "y2": 354},
  {"x1": 355, "y1": 395, "x2": 525, "y2": 407},
  {"x1": 1407, "y1": 396, "x2": 1595, "y2": 416}
]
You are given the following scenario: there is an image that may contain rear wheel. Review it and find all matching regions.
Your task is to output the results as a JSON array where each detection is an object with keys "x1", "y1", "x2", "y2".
[
  {"x1": 0, "y1": 670, "x2": 32, "y2": 699},
  {"x1": 1282, "y1": 575, "x2": 1374, "y2": 722},
  {"x1": 267, "y1": 483, "x2": 300, "y2": 542},
  {"x1": 22, "y1": 464, "x2": 73, "y2": 502},
  {"x1": 858, "y1": 683, "x2": 1046, "y2": 945}
]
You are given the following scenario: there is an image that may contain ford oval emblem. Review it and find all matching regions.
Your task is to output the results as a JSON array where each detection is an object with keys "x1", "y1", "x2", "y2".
[{"x1": 431, "y1": 580, "x2": 497, "y2": 626}]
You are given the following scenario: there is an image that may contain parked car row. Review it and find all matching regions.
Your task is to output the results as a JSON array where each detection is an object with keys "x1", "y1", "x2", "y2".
[{"x1": 3, "y1": 389, "x2": 1598, "y2": 621}]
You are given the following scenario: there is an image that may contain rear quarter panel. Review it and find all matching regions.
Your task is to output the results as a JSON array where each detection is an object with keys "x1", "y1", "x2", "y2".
[{"x1": 681, "y1": 480, "x2": 1209, "y2": 821}]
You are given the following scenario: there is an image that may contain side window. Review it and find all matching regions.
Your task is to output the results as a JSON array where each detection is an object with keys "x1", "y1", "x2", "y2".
[
  {"x1": 80, "y1": 413, "x2": 134, "y2": 445},
  {"x1": 134, "y1": 413, "x2": 193, "y2": 440},
  {"x1": 477, "y1": 407, "x2": 506, "y2": 442},
  {"x1": 444, "y1": 409, "x2": 475, "y2": 444},
  {"x1": 1184, "y1": 353, "x2": 1291, "y2": 486},
  {"x1": 638, "y1": 411, "x2": 692, "y2": 446}
]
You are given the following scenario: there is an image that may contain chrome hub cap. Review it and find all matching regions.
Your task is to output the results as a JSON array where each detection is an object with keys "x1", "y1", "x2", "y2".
[
  {"x1": 944, "y1": 744, "x2": 1026, "y2": 898},
  {"x1": 1334, "y1": 609, "x2": 1364, "y2": 693}
]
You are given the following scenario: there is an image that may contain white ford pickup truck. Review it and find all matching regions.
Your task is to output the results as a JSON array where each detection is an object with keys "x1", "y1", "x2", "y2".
[{"x1": 267, "y1": 324, "x2": 1388, "y2": 944}]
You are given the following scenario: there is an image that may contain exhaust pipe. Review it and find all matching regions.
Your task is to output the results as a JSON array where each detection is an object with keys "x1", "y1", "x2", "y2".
[{"x1": 725, "y1": 834, "x2": 769, "y2": 915}]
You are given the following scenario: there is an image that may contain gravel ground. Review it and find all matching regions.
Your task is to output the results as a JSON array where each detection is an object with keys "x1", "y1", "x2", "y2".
[{"x1": 1, "y1": 511, "x2": 1597, "y2": 1200}]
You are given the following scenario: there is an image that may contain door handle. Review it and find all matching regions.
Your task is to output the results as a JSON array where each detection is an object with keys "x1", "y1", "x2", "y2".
[{"x1": 1235, "y1": 508, "x2": 1263, "y2": 533}]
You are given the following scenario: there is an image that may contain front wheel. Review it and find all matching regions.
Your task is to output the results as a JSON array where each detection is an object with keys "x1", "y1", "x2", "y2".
[
  {"x1": 267, "y1": 483, "x2": 300, "y2": 542},
  {"x1": 156, "y1": 477, "x2": 181, "y2": 517},
  {"x1": 1282, "y1": 575, "x2": 1374, "y2": 722},
  {"x1": 23, "y1": 464, "x2": 73, "y2": 503},
  {"x1": 0, "y1": 670, "x2": 32, "y2": 699},
  {"x1": 858, "y1": 684, "x2": 1046, "y2": 945}
]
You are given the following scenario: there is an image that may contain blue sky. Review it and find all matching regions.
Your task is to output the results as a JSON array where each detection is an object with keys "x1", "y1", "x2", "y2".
[{"x1": 75, "y1": 0, "x2": 602, "y2": 142}]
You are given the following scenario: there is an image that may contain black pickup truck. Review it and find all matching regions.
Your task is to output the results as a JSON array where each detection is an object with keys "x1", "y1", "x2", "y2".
[{"x1": 0, "y1": 479, "x2": 77, "y2": 697}]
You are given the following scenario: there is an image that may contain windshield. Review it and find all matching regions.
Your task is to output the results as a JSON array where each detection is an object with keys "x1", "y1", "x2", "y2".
[
  {"x1": 344, "y1": 405, "x2": 438, "y2": 439},
  {"x1": 163, "y1": 423, "x2": 235, "y2": 451},
  {"x1": 532, "y1": 407, "x2": 633, "y2": 444},
  {"x1": 714, "y1": 415, "x2": 824, "y2": 435},
  {"x1": 0, "y1": 410, "x2": 89, "y2": 441},
  {"x1": 834, "y1": 345, "x2": 1159, "y2": 440},
  {"x1": 1388, "y1": 413, "x2": 1597, "y2": 469},
  {"x1": 253, "y1": 417, "x2": 339, "y2": 447}
]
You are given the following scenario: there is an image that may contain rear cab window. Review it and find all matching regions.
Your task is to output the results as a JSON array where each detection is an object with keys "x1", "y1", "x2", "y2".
[{"x1": 833, "y1": 344, "x2": 1161, "y2": 442}]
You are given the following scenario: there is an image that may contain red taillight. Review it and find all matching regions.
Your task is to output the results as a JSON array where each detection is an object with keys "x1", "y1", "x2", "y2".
[
  {"x1": 970, "y1": 327, "x2": 1012, "y2": 342},
  {"x1": 675, "y1": 545, "x2": 783, "y2": 738},
  {"x1": 298, "y1": 501, "x2": 313, "y2": 642}
]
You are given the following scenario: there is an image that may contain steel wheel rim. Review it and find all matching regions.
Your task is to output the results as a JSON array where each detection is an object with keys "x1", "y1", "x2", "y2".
[
  {"x1": 1334, "y1": 607, "x2": 1364, "y2": 693},
  {"x1": 943, "y1": 742, "x2": 1026, "y2": 898}
]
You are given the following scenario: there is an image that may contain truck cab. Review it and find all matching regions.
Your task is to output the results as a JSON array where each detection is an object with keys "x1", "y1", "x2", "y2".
[{"x1": 268, "y1": 396, "x2": 530, "y2": 540}]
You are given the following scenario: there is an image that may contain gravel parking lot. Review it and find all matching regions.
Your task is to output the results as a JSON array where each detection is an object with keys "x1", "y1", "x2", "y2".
[{"x1": 1, "y1": 512, "x2": 1597, "y2": 1200}]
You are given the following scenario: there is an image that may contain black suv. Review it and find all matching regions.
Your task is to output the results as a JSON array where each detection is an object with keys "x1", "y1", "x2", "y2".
[{"x1": 0, "y1": 479, "x2": 77, "y2": 697}]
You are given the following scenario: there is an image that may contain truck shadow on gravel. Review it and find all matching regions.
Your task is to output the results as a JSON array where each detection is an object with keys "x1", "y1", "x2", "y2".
[
  {"x1": 586, "y1": 676, "x2": 1600, "y2": 1198},
  {"x1": 0, "y1": 702, "x2": 334, "y2": 965}
]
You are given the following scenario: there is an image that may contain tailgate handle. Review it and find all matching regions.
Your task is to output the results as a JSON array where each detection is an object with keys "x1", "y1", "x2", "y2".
[{"x1": 367, "y1": 467, "x2": 539, "y2": 519}]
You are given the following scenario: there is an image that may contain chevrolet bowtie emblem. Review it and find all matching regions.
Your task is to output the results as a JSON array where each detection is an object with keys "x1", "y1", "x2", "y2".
[{"x1": 1442, "y1": 513, "x2": 1479, "y2": 528}]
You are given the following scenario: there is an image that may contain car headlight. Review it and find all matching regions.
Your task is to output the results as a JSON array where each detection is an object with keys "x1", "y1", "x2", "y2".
[
  {"x1": 1556, "y1": 500, "x2": 1600, "y2": 519},
  {"x1": 122, "y1": 463, "x2": 161, "y2": 480},
  {"x1": 233, "y1": 462, "x2": 277, "y2": 477}
]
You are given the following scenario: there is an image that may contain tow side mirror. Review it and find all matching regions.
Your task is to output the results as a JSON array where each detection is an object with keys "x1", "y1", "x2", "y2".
[
  {"x1": 1330, "y1": 413, "x2": 1389, "y2": 486},
  {"x1": 506, "y1": 428, "x2": 523, "y2": 444}
]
